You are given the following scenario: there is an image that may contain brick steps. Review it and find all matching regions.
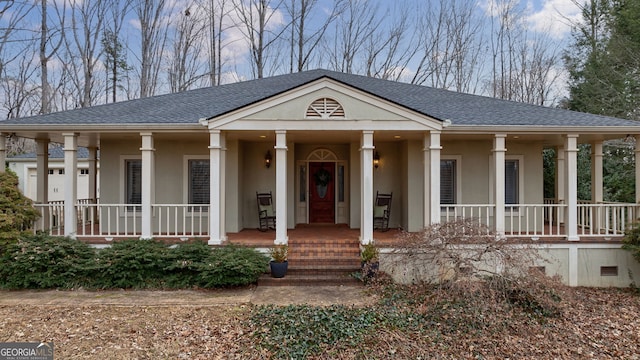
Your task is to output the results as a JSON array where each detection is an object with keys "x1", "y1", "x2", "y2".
[
  {"x1": 258, "y1": 237, "x2": 362, "y2": 286},
  {"x1": 258, "y1": 268, "x2": 362, "y2": 286}
]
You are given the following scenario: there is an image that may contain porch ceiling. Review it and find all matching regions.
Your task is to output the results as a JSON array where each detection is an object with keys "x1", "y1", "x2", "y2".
[{"x1": 8, "y1": 126, "x2": 633, "y2": 148}]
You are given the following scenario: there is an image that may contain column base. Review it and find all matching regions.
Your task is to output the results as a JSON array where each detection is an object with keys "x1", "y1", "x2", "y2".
[{"x1": 274, "y1": 237, "x2": 288, "y2": 245}]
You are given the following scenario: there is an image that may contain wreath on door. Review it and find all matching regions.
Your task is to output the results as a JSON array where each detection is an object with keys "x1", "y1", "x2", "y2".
[{"x1": 313, "y1": 167, "x2": 332, "y2": 187}]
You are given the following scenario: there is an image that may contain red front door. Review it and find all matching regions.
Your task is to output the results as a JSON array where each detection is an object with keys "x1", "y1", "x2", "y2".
[{"x1": 309, "y1": 162, "x2": 335, "y2": 223}]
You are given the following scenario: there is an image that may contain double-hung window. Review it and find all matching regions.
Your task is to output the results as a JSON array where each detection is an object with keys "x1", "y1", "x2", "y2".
[
  {"x1": 440, "y1": 159, "x2": 457, "y2": 205},
  {"x1": 505, "y1": 159, "x2": 519, "y2": 205},
  {"x1": 188, "y1": 159, "x2": 210, "y2": 211},
  {"x1": 125, "y1": 159, "x2": 142, "y2": 210}
]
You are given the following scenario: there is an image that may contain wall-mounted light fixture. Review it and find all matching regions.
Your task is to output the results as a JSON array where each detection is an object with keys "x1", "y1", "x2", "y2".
[
  {"x1": 264, "y1": 150, "x2": 272, "y2": 168},
  {"x1": 373, "y1": 151, "x2": 380, "y2": 169}
]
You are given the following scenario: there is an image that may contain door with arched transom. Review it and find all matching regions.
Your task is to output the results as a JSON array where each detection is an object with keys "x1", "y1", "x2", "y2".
[{"x1": 309, "y1": 161, "x2": 335, "y2": 223}]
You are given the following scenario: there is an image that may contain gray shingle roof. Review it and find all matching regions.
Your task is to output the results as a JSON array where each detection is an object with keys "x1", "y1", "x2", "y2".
[
  {"x1": 1, "y1": 69, "x2": 638, "y2": 127},
  {"x1": 9, "y1": 146, "x2": 92, "y2": 159}
]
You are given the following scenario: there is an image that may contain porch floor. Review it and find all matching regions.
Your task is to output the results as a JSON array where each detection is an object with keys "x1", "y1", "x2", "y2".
[
  {"x1": 68, "y1": 223, "x2": 622, "y2": 245},
  {"x1": 228, "y1": 224, "x2": 402, "y2": 247}
]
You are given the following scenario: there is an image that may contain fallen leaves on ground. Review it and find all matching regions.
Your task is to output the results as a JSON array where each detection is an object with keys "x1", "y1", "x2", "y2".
[{"x1": 1, "y1": 287, "x2": 639, "y2": 359}]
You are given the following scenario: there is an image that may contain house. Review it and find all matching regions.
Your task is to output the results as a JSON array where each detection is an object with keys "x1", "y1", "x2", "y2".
[
  {"x1": 1, "y1": 69, "x2": 639, "y2": 286},
  {"x1": 7, "y1": 146, "x2": 100, "y2": 202}
]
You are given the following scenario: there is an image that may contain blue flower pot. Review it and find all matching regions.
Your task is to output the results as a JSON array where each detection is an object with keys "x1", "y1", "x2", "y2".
[{"x1": 270, "y1": 260, "x2": 288, "y2": 278}]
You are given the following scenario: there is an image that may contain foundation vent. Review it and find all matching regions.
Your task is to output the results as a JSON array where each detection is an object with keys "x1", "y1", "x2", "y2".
[{"x1": 600, "y1": 266, "x2": 618, "y2": 277}]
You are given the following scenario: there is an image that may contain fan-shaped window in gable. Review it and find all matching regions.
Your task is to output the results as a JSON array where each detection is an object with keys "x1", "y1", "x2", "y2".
[{"x1": 306, "y1": 98, "x2": 345, "y2": 119}]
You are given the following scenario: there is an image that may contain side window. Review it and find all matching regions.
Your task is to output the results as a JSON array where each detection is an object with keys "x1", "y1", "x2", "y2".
[
  {"x1": 125, "y1": 159, "x2": 142, "y2": 207},
  {"x1": 505, "y1": 159, "x2": 519, "y2": 204},
  {"x1": 440, "y1": 159, "x2": 457, "y2": 204},
  {"x1": 188, "y1": 159, "x2": 210, "y2": 206}
]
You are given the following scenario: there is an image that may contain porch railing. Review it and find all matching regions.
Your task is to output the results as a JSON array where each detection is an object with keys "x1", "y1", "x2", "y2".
[
  {"x1": 441, "y1": 204, "x2": 494, "y2": 232},
  {"x1": 153, "y1": 204, "x2": 210, "y2": 238},
  {"x1": 577, "y1": 202, "x2": 638, "y2": 237},
  {"x1": 442, "y1": 203, "x2": 566, "y2": 238},
  {"x1": 32, "y1": 201, "x2": 638, "y2": 240}
]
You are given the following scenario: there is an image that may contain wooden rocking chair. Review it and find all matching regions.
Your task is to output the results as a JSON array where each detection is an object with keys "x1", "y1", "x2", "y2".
[
  {"x1": 373, "y1": 191, "x2": 392, "y2": 232},
  {"x1": 256, "y1": 191, "x2": 276, "y2": 231}
]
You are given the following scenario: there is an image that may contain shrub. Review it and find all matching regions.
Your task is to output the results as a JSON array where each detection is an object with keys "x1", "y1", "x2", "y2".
[
  {"x1": 196, "y1": 245, "x2": 269, "y2": 287},
  {"x1": 164, "y1": 241, "x2": 213, "y2": 288},
  {"x1": 387, "y1": 219, "x2": 564, "y2": 319},
  {"x1": 0, "y1": 233, "x2": 95, "y2": 289},
  {"x1": 0, "y1": 170, "x2": 40, "y2": 254},
  {"x1": 623, "y1": 222, "x2": 640, "y2": 264},
  {"x1": 92, "y1": 239, "x2": 170, "y2": 289}
]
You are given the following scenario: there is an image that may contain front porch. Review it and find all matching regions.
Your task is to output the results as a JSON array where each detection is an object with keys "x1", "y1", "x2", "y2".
[{"x1": 31, "y1": 201, "x2": 637, "y2": 244}]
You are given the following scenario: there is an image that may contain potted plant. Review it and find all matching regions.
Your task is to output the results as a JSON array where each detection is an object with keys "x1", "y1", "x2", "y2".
[
  {"x1": 360, "y1": 243, "x2": 379, "y2": 280},
  {"x1": 269, "y1": 244, "x2": 288, "y2": 278}
]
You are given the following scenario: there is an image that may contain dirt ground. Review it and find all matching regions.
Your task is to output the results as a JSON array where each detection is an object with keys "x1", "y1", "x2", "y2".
[{"x1": 0, "y1": 286, "x2": 374, "y2": 359}]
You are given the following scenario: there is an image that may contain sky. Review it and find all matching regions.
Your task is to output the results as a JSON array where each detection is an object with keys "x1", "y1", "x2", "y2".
[
  {"x1": 0, "y1": 0, "x2": 588, "y2": 118},
  {"x1": 522, "y1": 0, "x2": 582, "y2": 39}
]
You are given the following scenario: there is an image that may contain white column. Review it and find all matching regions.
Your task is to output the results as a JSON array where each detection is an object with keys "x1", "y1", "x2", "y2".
[
  {"x1": 88, "y1": 146, "x2": 98, "y2": 223},
  {"x1": 88, "y1": 147, "x2": 98, "y2": 202},
  {"x1": 36, "y1": 139, "x2": 49, "y2": 204},
  {"x1": 565, "y1": 134, "x2": 579, "y2": 241},
  {"x1": 0, "y1": 133, "x2": 5, "y2": 172},
  {"x1": 429, "y1": 131, "x2": 441, "y2": 224},
  {"x1": 423, "y1": 135, "x2": 431, "y2": 227},
  {"x1": 493, "y1": 134, "x2": 506, "y2": 236},
  {"x1": 590, "y1": 141, "x2": 604, "y2": 233},
  {"x1": 36, "y1": 139, "x2": 50, "y2": 230},
  {"x1": 140, "y1": 133, "x2": 154, "y2": 240},
  {"x1": 220, "y1": 134, "x2": 227, "y2": 241},
  {"x1": 208, "y1": 130, "x2": 223, "y2": 245},
  {"x1": 556, "y1": 146, "x2": 565, "y2": 223},
  {"x1": 591, "y1": 141, "x2": 603, "y2": 203},
  {"x1": 275, "y1": 130, "x2": 288, "y2": 245},
  {"x1": 360, "y1": 131, "x2": 374, "y2": 245},
  {"x1": 63, "y1": 133, "x2": 78, "y2": 238},
  {"x1": 635, "y1": 135, "x2": 640, "y2": 203}
]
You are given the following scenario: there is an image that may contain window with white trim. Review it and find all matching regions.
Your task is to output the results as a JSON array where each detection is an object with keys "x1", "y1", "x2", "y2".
[
  {"x1": 188, "y1": 159, "x2": 209, "y2": 209},
  {"x1": 440, "y1": 156, "x2": 462, "y2": 206},
  {"x1": 125, "y1": 159, "x2": 142, "y2": 207},
  {"x1": 441, "y1": 159, "x2": 457, "y2": 204},
  {"x1": 505, "y1": 159, "x2": 519, "y2": 204}
]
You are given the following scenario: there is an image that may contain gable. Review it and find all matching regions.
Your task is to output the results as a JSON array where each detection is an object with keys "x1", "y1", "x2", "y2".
[{"x1": 201, "y1": 78, "x2": 443, "y2": 131}]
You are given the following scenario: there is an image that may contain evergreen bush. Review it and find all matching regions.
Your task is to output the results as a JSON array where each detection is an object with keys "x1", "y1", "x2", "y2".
[
  {"x1": 0, "y1": 233, "x2": 95, "y2": 289},
  {"x1": 623, "y1": 222, "x2": 640, "y2": 264},
  {"x1": 0, "y1": 170, "x2": 40, "y2": 254},
  {"x1": 92, "y1": 239, "x2": 171, "y2": 289},
  {"x1": 196, "y1": 245, "x2": 269, "y2": 287},
  {"x1": 164, "y1": 241, "x2": 213, "y2": 288}
]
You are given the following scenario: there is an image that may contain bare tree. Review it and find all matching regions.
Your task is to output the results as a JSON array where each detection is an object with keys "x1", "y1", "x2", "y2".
[
  {"x1": 410, "y1": 0, "x2": 484, "y2": 93},
  {"x1": 485, "y1": 0, "x2": 562, "y2": 105},
  {"x1": 363, "y1": 4, "x2": 418, "y2": 81},
  {"x1": 134, "y1": 0, "x2": 172, "y2": 97},
  {"x1": 1, "y1": 47, "x2": 40, "y2": 119},
  {"x1": 103, "y1": 0, "x2": 132, "y2": 102},
  {"x1": 285, "y1": 0, "x2": 343, "y2": 73},
  {"x1": 196, "y1": 0, "x2": 233, "y2": 86},
  {"x1": 168, "y1": 7, "x2": 207, "y2": 92},
  {"x1": 325, "y1": 0, "x2": 380, "y2": 74},
  {"x1": 38, "y1": 0, "x2": 65, "y2": 114},
  {"x1": 63, "y1": 0, "x2": 110, "y2": 108},
  {"x1": 232, "y1": 0, "x2": 287, "y2": 79},
  {"x1": 0, "y1": 0, "x2": 34, "y2": 78}
]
